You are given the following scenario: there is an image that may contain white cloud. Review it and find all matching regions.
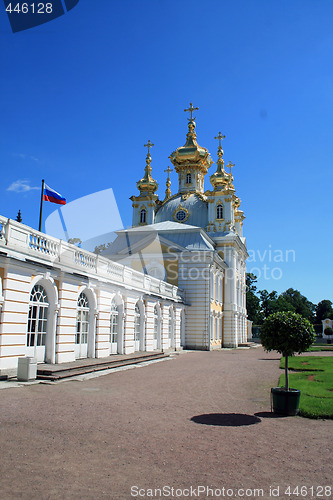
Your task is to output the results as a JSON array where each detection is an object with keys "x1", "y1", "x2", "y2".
[
  {"x1": 7, "y1": 180, "x2": 40, "y2": 193},
  {"x1": 12, "y1": 153, "x2": 41, "y2": 163}
]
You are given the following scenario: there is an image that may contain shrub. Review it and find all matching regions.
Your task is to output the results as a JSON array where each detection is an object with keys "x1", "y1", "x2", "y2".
[
  {"x1": 324, "y1": 327, "x2": 333, "y2": 337},
  {"x1": 260, "y1": 311, "x2": 315, "y2": 390}
]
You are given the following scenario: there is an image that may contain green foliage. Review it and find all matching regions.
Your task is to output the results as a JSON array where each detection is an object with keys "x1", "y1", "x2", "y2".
[
  {"x1": 259, "y1": 290, "x2": 278, "y2": 318},
  {"x1": 324, "y1": 327, "x2": 333, "y2": 337},
  {"x1": 246, "y1": 274, "x2": 261, "y2": 323},
  {"x1": 260, "y1": 311, "x2": 315, "y2": 357},
  {"x1": 315, "y1": 300, "x2": 333, "y2": 323},
  {"x1": 278, "y1": 356, "x2": 333, "y2": 419},
  {"x1": 279, "y1": 288, "x2": 315, "y2": 322}
]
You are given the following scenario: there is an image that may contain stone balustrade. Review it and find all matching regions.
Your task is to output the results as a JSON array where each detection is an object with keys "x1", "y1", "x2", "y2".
[{"x1": 0, "y1": 217, "x2": 183, "y2": 301}]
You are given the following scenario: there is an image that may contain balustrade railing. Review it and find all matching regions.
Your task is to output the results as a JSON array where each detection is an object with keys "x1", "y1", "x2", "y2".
[{"x1": 0, "y1": 216, "x2": 184, "y2": 301}]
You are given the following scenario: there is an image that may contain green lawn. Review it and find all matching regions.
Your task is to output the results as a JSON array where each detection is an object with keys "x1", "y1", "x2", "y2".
[
  {"x1": 279, "y1": 356, "x2": 333, "y2": 419},
  {"x1": 307, "y1": 345, "x2": 333, "y2": 352}
]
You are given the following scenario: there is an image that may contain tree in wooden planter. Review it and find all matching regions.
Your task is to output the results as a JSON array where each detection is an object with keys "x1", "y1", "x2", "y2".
[{"x1": 260, "y1": 311, "x2": 315, "y2": 415}]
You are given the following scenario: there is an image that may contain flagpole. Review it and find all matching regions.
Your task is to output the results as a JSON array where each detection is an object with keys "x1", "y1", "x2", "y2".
[{"x1": 38, "y1": 179, "x2": 45, "y2": 232}]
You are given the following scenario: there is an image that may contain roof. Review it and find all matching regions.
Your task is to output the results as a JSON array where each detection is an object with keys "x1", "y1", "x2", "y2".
[
  {"x1": 116, "y1": 221, "x2": 200, "y2": 233},
  {"x1": 155, "y1": 193, "x2": 208, "y2": 228},
  {"x1": 104, "y1": 221, "x2": 216, "y2": 256}
]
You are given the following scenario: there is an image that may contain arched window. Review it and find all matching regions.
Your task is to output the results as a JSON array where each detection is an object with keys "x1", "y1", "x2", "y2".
[
  {"x1": 216, "y1": 204, "x2": 224, "y2": 220},
  {"x1": 140, "y1": 209, "x2": 147, "y2": 224},
  {"x1": 154, "y1": 305, "x2": 159, "y2": 341},
  {"x1": 186, "y1": 173, "x2": 192, "y2": 184},
  {"x1": 76, "y1": 292, "x2": 89, "y2": 346},
  {"x1": 110, "y1": 300, "x2": 119, "y2": 345},
  {"x1": 27, "y1": 284, "x2": 48, "y2": 348},
  {"x1": 134, "y1": 304, "x2": 141, "y2": 342}
]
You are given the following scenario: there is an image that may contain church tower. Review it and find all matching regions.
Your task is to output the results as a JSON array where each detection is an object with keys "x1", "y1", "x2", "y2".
[
  {"x1": 205, "y1": 133, "x2": 245, "y2": 237},
  {"x1": 169, "y1": 103, "x2": 213, "y2": 194},
  {"x1": 130, "y1": 140, "x2": 159, "y2": 226}
]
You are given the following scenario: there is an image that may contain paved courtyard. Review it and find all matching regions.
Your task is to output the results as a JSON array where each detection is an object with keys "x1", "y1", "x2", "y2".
[{"x1": 0, "y1": 348, "x2": 331, "y2": 500}]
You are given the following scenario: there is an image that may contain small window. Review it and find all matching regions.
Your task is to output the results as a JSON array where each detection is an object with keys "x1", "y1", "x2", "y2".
[
  {"x1": 140, "y1": 209, "x2": 147, "y2": 224},
  {"x1": 175, "y1": 210, "x2": 187, "y2": 222},
  {"x1": 216, "y1": 204, "x2": 224, "y2": 220},
  {"x1": 186, "y1": 173, "x2": 192, "y2": 184}
]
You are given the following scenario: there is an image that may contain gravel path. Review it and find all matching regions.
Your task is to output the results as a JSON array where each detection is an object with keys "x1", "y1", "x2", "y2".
[{"x1": 0, "y1": 348, "x2": 331, "y2": 500}]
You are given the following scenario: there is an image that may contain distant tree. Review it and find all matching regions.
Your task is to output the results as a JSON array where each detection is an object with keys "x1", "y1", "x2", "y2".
[
  {"x1": 259, "y1": 290, "x2": 278, "y2": 319},
  {"x1": 315, "y1": 300, "x2": 333, "y2": 323},
  {"x1": 16, "y1": 210, "x2": 22, "y2": 223},
  {"x1": 273, "y1": 295, "x2": 296, "y2": 314},
  {"x1": 246, "y1": 274, "x2": 261, "y2": 324},
  {"x1": 94, "y1": 243, "x2": 106, "y2": 255},
  {"x1": 67, "y1": 238, "x2": 82, "y2": 247},
  {"x1": 279, "y1": 288, "x2": 315, "y2": 322}
]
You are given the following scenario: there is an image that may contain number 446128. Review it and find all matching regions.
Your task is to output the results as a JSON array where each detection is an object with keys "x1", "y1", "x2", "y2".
[{"x1": 6, "y1": 3, "x2": 53, "y2": 14}]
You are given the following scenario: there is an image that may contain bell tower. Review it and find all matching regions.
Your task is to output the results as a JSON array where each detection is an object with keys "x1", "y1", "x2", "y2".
[{"x1": 205, "y1": 132, "x2": 245, "y2": 236}]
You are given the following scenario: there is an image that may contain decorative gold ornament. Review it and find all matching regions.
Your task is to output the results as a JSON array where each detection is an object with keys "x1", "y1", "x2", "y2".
[
  {"x1": 172, "y1": 204, "x2": 189, "y2": 223},
  {"x1": 164, "y1": 166, "x2": 173, "y2": 201}
]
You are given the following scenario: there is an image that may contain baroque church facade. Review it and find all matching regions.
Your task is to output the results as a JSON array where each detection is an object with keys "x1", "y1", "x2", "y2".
[
  {"x1": 0, "y1": 104, "x2": 247, "y2": 374},
  {"x1": 106, "y1": 103, "x2": 248, "y2": 350}
]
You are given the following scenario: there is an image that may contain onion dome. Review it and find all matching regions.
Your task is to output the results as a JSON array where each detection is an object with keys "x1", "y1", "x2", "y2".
[
  {"x1": 137, "y1": 140, "x2": 158, "y2": 194},
  {"x1": 210, "y1": 132, "x2": 230, "y2": 190},
  {"x1": 169, "y1": 103, "x2": 213, "y2": 183}
]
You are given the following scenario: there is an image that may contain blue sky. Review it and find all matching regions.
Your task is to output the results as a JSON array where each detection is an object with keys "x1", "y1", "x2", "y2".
[{"x1": 1, "y1": 0, "x2": 332, "y2": 305}]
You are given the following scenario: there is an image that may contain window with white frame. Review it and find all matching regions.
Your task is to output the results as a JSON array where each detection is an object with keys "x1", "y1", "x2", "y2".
[
  {"x1": 168, "y1": 309, "x2": 173, "y2": 339},
  {"x1": 110, "y1": 300, "x2": 118, "y2": 344},
  {"x1": 76, "y1": 292, "x2": 89, "y2": 345},
  {"x1": 186, "y1": 172, "x2": 192, "y2": 184},
  {"x1": 134, "y1": 304, "x2": 141, "y2": 341},
  {"x1": 27, "y1": 284, "x2": 48, "y2": 348},
  {"x1": 154, "y1": 305, "x2": 159, "y2": 340}
]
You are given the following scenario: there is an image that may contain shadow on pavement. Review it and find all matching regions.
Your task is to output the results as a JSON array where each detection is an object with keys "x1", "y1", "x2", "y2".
[
  {"x1": 190, "y1": 413, "x2": 261, "y2": 427},
  {"x1": 258, "y1": 358, "x2": 281, "y2": 361},
  {"x1": 254, "y1": 411, "x2": 288, "y2": 419}
]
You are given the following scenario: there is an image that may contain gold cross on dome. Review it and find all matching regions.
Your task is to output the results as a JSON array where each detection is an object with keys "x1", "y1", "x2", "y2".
[
  {"x1": 227, "y1": 161, "x2": 235, "y2": 175},
  {"x1": 144, "y1": 140, "x2": 154, "y2": 155},
  {"x1": 164, "y1": 166, "x2": 173, "y2": 180},
  {"x1": 214, "y1": 132, "x2": 226, "y2": 149},
  {"x1": 184, "y1": 102, "x2": 199, "y2": 121}
]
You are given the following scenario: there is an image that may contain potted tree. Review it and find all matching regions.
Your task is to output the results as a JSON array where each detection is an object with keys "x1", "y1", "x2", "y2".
[
  {"x1": 324, "y1": 327, "x2": 333, "y2": 344},
  {"x1": 260, "y1": 311, "x2": 315, "y2": 416}
]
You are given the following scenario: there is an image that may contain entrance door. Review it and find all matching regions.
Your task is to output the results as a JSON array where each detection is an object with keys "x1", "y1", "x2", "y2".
[
  {"x1": 26, "y1": 284, "x2": 48, "y2": 363},
  {"x1": 75, "y1": 293, "x2": 89, "y2": 359}
]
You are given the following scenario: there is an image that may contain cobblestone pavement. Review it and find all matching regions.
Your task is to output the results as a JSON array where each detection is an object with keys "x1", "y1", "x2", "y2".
[{"x1": 0, "y1": 348, "x2": 331, "y2": 500}]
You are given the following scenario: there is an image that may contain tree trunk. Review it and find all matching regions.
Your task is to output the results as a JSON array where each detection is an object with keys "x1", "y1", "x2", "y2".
[{"x1": 285, "y1": 354, "x2": 289, "y2": 391}]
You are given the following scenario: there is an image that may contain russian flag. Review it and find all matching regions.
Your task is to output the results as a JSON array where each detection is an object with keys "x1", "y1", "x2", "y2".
[{"x1": 43, "y1": 184, "x2": 66, "y2": 205}]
